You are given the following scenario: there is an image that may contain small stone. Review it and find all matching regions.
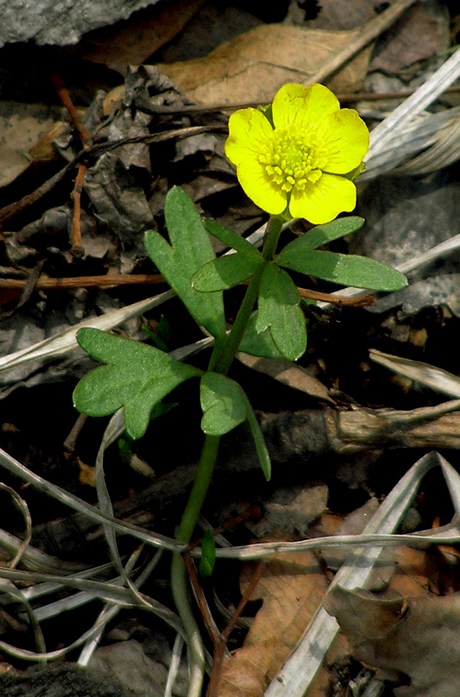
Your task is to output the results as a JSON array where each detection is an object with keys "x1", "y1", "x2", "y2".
[{"x1": 0, "y1": 0, "x2": 162, "y2": 49}]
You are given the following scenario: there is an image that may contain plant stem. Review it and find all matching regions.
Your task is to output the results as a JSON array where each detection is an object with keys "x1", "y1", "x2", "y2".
[
  {"x1": 175, "y1": 435, "x2": 221, "y2": 546},
  {"x1": 210, "y1": 215, "x2": 283, "y2": 375},
  {"x1": 171, "y1": 434, "x2": 219, "y2": 697},
  {"x1": 210, "y1": 262, "x2": 265, "y2": 375},
  {"x1": 171, "y1": 215, "x2": 283, "y2": 697},
  {"x1": 261, "y1": 215, "x2": 283, "y2": 260},
  {"x1": 171, "y1": 553, "x2": 205, "y2": 696}
]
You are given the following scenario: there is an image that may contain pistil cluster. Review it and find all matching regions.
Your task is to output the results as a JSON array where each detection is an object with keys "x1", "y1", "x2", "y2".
[{"x1": 259, "y1": 129, "x2": 325, "y2": 193}]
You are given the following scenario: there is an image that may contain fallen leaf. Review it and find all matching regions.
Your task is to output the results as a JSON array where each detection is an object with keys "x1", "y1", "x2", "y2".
[
  {"x1": 369, "y1": 4, "x2": 449, "y2": 75},
  {"x1": 290, "y1": 0, "x2": 378, "y2": 30},
  {"x1": 217, "y1": 550, "x2": 329, "y2": 696},
  {"x1": 248, "y1": 484, "x2": 329, "y2": 538},
  {"x1": 217, "y1": 644, "x2": 273, "y2": 697},
  {"x1": 237, "y1": 353, "x2": 334, "y2": 404},
  {"x1": 389, "y1": 545, "x2": 432, "y2": 598},
  {"x1": 159, "y1": 23, "x2": 372, "y2": 104},
  {"x1": 0, "y1": 102, "x2": 67, "y2": 188},
  {"x1": 324, "y1": 586, "x2": 460, "y2": 696}
]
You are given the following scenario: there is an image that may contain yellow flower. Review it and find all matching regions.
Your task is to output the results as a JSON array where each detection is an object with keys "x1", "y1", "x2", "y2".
[{"x1": 225, "y1": 83, "x2": 369, "y2": 225}]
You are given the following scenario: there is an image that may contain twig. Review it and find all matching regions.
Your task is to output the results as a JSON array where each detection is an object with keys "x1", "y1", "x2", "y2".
[
  {"x1": 0, "y1": 125, "x2": 224, "y2": 230},
  {"x1": 51, "y1": 73, "x2": 93, "y2": 251},
  {"x1": 0, "y1": 273, "x2": 374, "y2": 307},
  {"x1": 0, "y1": 261, "x2": 44, "y2": 319},
  {"x1": 50, "y1": 73, "x2": 92, "y2": 145},
  {"x1": 305, "y1": 0, "x2": 418, "y2": 86},
  {"x1": 0, "y1": 273, "x2": 164, "y2": 290},
  {"x1": 138, "y1": 86, "x2": 460, "y2": 116},
  {"x1": 221, "y1": 562, "x2": 265, "y2": 643},
  {"x1": 70, "y1": 162, "x2": 87, "y2": 251},
  {"x1": 207, "y1": 562, "x2": 266, "y2": 697},
  {"x1": 0, "y1": 162, "x2": 74, "y2": 229},
  {"x1": 184, "y1": 553, "x2": 222, "y2": 648}
]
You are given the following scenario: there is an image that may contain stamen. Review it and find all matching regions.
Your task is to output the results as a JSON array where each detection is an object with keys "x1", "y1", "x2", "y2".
[{"x1": 259, "y1": 129, "x2": 324, "y2": 193}]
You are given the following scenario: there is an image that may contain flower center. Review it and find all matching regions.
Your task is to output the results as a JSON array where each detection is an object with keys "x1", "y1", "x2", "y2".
[{"x1": 258, "y1": 129, "x2": 325, "y2": 193}]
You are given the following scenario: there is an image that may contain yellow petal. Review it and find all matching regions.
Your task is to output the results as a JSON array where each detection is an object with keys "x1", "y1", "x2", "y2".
[
  {"x1": 289, "y1": 174, "x2": 356, "y2": 224},
  {"x1": 316, "y1": 109, "x2": 369, "y2": 174},
  {"x1": 225, "y1": 108, "x2": 274, "y2": 166},
  {"x1": 272, "y1": 83, "x2": 340, "y2": 132},
  {"x1": 237, "y1": 160, "x2": 287, "y2": 215}
]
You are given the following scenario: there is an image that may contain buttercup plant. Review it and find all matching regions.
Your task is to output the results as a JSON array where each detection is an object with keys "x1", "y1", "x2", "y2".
[{"x1": 73, "y1": 83, "x2": 407, "y2": 695}]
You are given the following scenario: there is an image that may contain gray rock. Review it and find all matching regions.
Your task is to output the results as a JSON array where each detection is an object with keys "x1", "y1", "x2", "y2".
[
  {"x1": 0, "y1": 0, "x2": 162, "y2": 48},
  {"x1": 353, "y1": 169, "x2": 460, "y2": 315},
  {"x1": 0, "y1": 663, "x2": 127, "y2": 697}
]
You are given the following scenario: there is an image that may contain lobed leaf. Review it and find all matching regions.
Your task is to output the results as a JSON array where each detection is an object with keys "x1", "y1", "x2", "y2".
[
  {"x1": 200, "y1": 372, "x2": 247, "y2": 436},
  {"x1": 73, "y1": 328, "x2": 201, "y2": 440},
  {"x1": 204, "y1": 218, "x2": 262, "y2": 259},
  {"x1": 144, "y1": 187, "x2": 226, "y2": 339},
  {"x1": 239, "y1": 313, "x2": 287, "y2": 360},
  {"x1": 256, "y1": 264, "x2": 307, "y2": 361},
  {"x1": 192, "y1": 253, "x2": 262, "y2": 292}
]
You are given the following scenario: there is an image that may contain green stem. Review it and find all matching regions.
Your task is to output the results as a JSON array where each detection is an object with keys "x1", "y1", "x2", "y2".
[
  {"x1": 171, "y1": 215, "x2": 283, "y2": 697},
  {"x1": 210, "y1": 262, "x2": 265, "y2": 375},
  {"x1": 261, "y1": 215, "x2": 283, "y2": 261},
  {"x1": 171, "y1": 434, "x2": 220, "y2": 697},
  {"x1": 175, "y1": 435, "x2": 220, "y2": 545},
  {"x1": 210, "y1": 216, "x2": 283, "y2": 375},
  {"x1": 171, "y1": 554, "x2": 205, "y2": 696}
]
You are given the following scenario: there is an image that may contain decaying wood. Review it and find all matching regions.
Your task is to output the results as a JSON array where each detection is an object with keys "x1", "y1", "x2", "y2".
[
  {"x1": 323, "y1": 399, "x2": 460, "y2": 454},
  {"x1": 256, "y1": 400, "x2": 460, "y2": 464}
]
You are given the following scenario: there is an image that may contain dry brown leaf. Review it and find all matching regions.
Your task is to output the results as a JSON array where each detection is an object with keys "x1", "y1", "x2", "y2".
[
  {"x1": 369, "y1": 3, "x2": 449, "y2": 75},
  {"x1": 389, "y1": 546, "x2": 432, "y2": 598},
  {"x1": 0, "y1": 103, "x2": 68, "y2": 188},
  {"x1": 217, "y1": 550, "x2": 329, "y2": 696},
  {"x1": 217, "y1": 644, "x2": 273, "y2": 697},
  {"x1": 159, "y1": 23, "x2": 372, "y2": 104},
  {"x1": 290, "y1": 0, "x2": 377, "y2": 30},
  {"x1": 324, "y1": 586, "x2": 460, "y2": 696},
  {"x1": 237, "y1": 353, "x2": 334, "y2": 404}
]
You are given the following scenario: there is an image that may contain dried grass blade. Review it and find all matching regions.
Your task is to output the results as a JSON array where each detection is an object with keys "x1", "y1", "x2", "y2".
[
  {"x1": 0, "y1": 447, "x2": 184, "y2": 552},
  {"x1": 366, "y1": 48, "x2": 460, "y2": 163},
  {"x1": 369, "y1": 349, "x2": 460, "y2": 398}
]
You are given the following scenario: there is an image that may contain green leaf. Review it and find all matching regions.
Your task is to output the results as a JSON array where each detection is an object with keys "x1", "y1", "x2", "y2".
[
  {"x1": 200, "y1": 373, "x2": 271, "y2": 479},
  {"x1": 204, "y1": 218, "x2": 262, "y2": 260},
  {"x1": 192, "y1": 253, "x2": 262, "y2": 292},
  {"x1": 239, "y1": 312, "x2": 287, "y2": 359},
  {"x1": 144, "y1": 187, "x2": 226, "y2": 339},
  {"x1": 256, "y1": 264, "x2": 307, "y2": 361},
  {"x1": 200, "y1": 372, "x2": 247, "y2": 436},
  {"x1": 277, "y1": 216, "x2": 364, "y2": 258},
  {"x1": 199, "y1": 529, "x2": 216, "y2": 577},
  {"x1": 278, "y1": 249, "x2": 408, "y2": 291},
  {"x1": 73, "y1": 328, "x2": 201, "y2": 440},
  {"x1": 245, "y1": 398, "x2": 271, "y2": 480}
]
